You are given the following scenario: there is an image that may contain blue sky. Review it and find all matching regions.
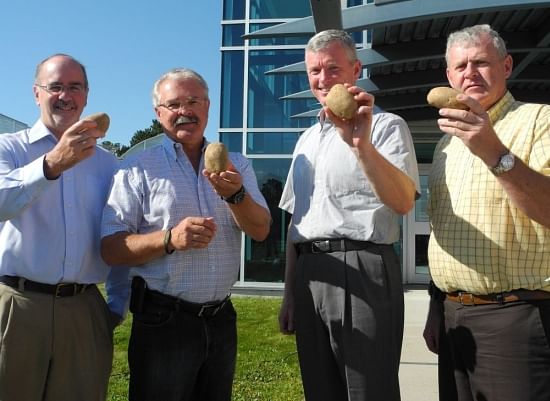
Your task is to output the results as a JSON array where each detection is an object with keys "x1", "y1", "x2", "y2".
[{"x1": 0, "y1": 1, "x2": 222, "y2": 145}]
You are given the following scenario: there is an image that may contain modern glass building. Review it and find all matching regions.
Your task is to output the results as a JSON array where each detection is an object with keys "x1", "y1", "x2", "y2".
[
  {"x1": 219, "y1": 0, "x2": 550, "y2": 289},
  {"x1": 0, "y1": 114, "x2": 28, "y2": 134}
]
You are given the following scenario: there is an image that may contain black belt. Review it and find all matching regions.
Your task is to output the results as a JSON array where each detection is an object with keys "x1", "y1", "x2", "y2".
[
  {"x1": 145, "y1": 288, "x2": 230, "y2": 318},
  {"x1": 0, "y1": 275, "x2": 94, "y2": 298},
  {"x1": 296, "y1": 239, "x2": 378, "y2": 254},
  {"x1": 446, "y1": 289, "x2": 550, "y2": 306}
]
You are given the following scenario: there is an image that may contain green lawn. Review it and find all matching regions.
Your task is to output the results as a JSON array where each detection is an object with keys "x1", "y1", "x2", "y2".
[{"x1": 107, "y1": 296, "x2": 304, "y2": 401}]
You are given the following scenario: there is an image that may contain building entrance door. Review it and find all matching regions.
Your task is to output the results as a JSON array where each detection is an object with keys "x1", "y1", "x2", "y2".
[{"x1": 403, "y1": 164, "x2": 431, "y2": 284}]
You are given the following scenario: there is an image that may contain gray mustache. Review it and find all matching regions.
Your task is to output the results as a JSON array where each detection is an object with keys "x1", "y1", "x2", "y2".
[{"x1": 175, "y1": 116, "x2": 198, "y2": 125}]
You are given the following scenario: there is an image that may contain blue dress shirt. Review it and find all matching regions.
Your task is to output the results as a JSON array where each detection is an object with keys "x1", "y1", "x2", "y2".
[{"x1": 0, "y1": 120, "x2": 126, "y2": 315}]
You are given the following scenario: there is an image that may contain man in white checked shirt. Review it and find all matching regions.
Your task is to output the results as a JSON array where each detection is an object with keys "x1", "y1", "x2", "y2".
[{"x1": 101, "y1": 68, "x2": 270, "y2": 401}]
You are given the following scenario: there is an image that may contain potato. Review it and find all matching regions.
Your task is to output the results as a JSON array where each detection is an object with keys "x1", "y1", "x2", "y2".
[
  {"x1": 325, "y1": 84, "x2": 358, "y2": 120},
  {"x1": 427, "y1": 87, "x2": 468, "y2": 110},
  {"x1": 83, "y1": 112, "x2": 110, "y2": 134},
  {"x1": 204, "y1": 142, "x2": 229, "y2": 173}
]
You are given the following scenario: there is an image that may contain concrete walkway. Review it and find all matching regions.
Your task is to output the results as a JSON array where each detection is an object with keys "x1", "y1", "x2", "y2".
[{"x1": 400, "y1": 286, "x2": 438, "y2": 401}]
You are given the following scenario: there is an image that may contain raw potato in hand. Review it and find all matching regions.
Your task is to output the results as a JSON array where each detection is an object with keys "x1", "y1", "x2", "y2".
[
  {"x1": 204, "y1": 142, "x2": 229, "y2": 173},
  {"x1": 83, "y1": 112, "x2": 110, "y2": 134},
  {"x1": 427, "y1": 87, "x2": 468, "y2": 110},
  {"x1": 326, "y1": 84, "x2": 358, "y2": 120}
]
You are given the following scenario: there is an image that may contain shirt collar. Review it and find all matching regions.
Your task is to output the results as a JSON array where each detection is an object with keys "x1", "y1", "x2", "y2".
[
  {"x1": 161, "y1": 134, "x2": 210, "y2": 160},
  {"x1": 487, "y1": 91, "x2": 514, "y2": 125},
  {"x1": 29, "y1": 120, "x2": 57, "y2": 145}
]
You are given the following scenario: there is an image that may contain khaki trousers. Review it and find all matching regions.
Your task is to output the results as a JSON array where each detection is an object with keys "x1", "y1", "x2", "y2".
[{"x1": 0, "y1": 284, "x2": 113, "y2": 401}]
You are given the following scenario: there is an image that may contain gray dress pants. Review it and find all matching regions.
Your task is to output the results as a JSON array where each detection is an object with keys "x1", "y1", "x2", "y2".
[{"x1": 293, "y1": 243, "x2": 404, "y2": 401}]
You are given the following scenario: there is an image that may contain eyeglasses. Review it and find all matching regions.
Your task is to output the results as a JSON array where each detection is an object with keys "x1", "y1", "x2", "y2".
[
  {"x1": 158, "y1": 97, "x2": 208, "y2": 112},
  {"x1": 35, "y1": 83, "x2": 87, "y2": 94}
]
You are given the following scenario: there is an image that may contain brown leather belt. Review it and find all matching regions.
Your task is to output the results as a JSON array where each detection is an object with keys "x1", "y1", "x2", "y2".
[{"x1": 446, "y1": 289, "x2": 550, "y2": 306}]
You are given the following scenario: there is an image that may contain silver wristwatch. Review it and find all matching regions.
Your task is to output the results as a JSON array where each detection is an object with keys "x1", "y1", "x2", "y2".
[{"x1": 490, "y1": 152, "x2": 515, "y2": 176}]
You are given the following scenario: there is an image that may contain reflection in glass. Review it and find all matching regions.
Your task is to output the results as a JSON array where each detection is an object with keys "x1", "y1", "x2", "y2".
[
  {"x1": 249, "y1": 0, "x2": 310, "y2": 19},
  {"x1": 247, "y1": 132, "x2": 301, "y2": 154},
  {"x1": 223, "y1": 0, "x2": 245, "y2": 20},
  {"x1": 415, "y1": 235, "x2": 430, "y2": 275},
  {"x1": 415, "y1": 175, "x2": 429, "y2": 222},
  {"x1": 249, "y1": 23, "x2": 310, "y2": 46},
  {"x1": 220, "y1": 133, "x2": 243, "y2": 153},
  {"x1": 244, "y1": 159, "x2": 292, "y2": 283},
  {"x1": 248, "y1": 49, "x2": 317, "y2": 129},
  {"x1": 221, "y1": 51, "x2": 244, "y2": 128},
  {"x1": 222, "y1": 24, "x2": 245, "y2": 46}
]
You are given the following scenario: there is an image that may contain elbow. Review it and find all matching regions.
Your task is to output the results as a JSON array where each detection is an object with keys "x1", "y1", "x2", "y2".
[
  {"x1": 101, "y1": 236, "x2": 121, "y2": 266},
  {"x1": 249, "y1": 222, "x2": 271, "y2": 242},
  {"x1": 394, "y1": 198, "x2": 415, "y2": 215}
]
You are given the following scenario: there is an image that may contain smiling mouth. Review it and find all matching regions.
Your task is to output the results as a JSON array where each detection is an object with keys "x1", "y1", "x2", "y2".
[{"x1": 55, "y1": 101, "x2": 76, "y2": 111}]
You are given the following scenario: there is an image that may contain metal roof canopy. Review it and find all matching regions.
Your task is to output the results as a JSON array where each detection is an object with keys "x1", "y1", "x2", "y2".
[{"x1": 244, "y1": 0, "x2": 550, "y2": 122}]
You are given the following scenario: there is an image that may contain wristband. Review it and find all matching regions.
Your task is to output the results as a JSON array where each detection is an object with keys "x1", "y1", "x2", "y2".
[{"x1": 164, "y1": 227, "x2": 175, "y2": 254}]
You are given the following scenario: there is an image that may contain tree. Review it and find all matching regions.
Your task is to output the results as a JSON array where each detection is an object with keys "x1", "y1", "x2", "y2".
[
  {"x1": 130, "y1": 119, "x2": 164, "y2": 147},
  {"x1": 99, "y1": 119, "x2": 163, "y2": 158}
]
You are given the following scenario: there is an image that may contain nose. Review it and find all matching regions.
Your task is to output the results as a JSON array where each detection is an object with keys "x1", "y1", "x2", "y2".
[{"x1": 464, "y1": 62, "x2": 478, "y2": 78}]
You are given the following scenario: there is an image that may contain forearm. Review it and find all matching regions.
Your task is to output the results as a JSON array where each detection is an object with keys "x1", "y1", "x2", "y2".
[
  {"x1": 497, "y1": 158, "x2": 550, "y2": 228},
  {"x1": 228, "y1": 195, "x2": 271, "y2": 241},
  {"x1": 101, "y1": 230, "x2": 166, "y2": 266},
  {"x1": 356, "y1": 144, "x2": 416, "y2": 215},
  {"x1": 283, "y1": 235, "x2": 297, "y2": 298}
]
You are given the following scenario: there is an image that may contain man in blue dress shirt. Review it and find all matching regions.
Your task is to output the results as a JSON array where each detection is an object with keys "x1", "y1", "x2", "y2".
[
  {"x1": 101, "y1": 68, "x2": 271, "y2": 401},
  {"x1": 0, "y1": 54, "x2": 124, "y2": 401}
]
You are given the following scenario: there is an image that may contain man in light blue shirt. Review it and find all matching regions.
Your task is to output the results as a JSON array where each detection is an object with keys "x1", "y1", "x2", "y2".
[
  {"x1": 0, "y1": 54, "x2": 122, "y2": 401},
  {"x1": 101, "y1": 68, "x2": 271, "y2": 401}
]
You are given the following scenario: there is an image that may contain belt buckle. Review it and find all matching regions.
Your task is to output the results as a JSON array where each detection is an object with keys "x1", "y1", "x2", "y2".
[
  {"x1": 311, "y1": 240, "x2": 330, "y2": 253},
  {"x1": 198, "y1": 304, "x2": 219, "y2": 317},
  {"x1": 55, "y1": 283, "x2": 77, "y2": 297},
  {"x1": 458, "y1": 292, "x2": 475, "y2": 306}
]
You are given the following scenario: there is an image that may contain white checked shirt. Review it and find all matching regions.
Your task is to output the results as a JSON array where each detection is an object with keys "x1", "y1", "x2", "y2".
[{"x1": 102, "y1": 135, "x2": 268, "y2": 305}]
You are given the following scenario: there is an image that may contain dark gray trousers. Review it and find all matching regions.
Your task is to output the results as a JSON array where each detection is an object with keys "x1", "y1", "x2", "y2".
[
  {"x1": 440, "y1": 299, "x2": 550, "y2": 401},
  {"x1": 293, "y1": 243, "x2": 404, "y2": 401}
]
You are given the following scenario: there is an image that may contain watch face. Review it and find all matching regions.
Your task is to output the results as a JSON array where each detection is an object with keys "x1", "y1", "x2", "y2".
[{"x1": 492, "y1": 153, "x2": 515, "y2": 175}]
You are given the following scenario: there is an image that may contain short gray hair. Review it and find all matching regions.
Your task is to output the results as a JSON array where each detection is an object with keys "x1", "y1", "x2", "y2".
[
  {"x1": 152, "y1": 68, "x2": 209, "y2": 107},
  {"x1": 446, "y1": 24, "x2": 508, "y2": 65},
  {"x1": 306, "y1": 29, "x2": 358, "y2": 63}
]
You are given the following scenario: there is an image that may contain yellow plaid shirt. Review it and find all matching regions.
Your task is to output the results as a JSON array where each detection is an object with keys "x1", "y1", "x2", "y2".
[{"x1": 428, "y1": 91, "x2": 550, "y2": 294}]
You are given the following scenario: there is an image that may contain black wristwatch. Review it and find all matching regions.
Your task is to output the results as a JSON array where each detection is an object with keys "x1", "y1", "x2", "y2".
[{"x1": 223, "y1": 185, "x2": 246, "y2": 204}]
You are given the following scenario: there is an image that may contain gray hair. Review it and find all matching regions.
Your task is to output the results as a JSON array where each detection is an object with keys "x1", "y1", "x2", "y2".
[
  {"x1": 35, "y1": 53, "x2": 88, "y2": 88},
  {"x1": 446, "y1": 24, "x2": 508, "y2": 65},
  {"x1": 152, "y1": 68, "x2": 209, "y2": 107},
  {"x1": 306, "y1": 29, "x2": 358, "y2": 63}
]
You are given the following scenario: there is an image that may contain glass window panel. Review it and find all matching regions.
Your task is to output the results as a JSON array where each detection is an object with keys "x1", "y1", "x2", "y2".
[
  {"x1": 248, "y1": 49, "x2": 317, "y2": 129},
  {"x1": 249, "y1": 0, "x2": 310, "y2": 19},
  {"x1": 247, "y1": 132, "x2": 300, "y2": 154},
  {"x1": 415, "y1": 175, "x2": 429, "y2": 222},
  {"x1": 223, "y1": 0, "x2": 245, "y2": 20},
  {"x1": 249, "y1": 23, "x2": 310, "y2": 46},
  {"x1": 414, "y1": 142, "x2": 437, "y2": 164},
  {"x1": 415, "y1": 234, "x2": 430, "y2": 275},
  {"x1": 221, "y1": 51, "x2": 244, "y2": 128},
  {"x1": 244, "y1": 158, "x2": 292, "y2": 283},
  {"x1": 220, "y1": 132, "x2": 243, "y2": 153},
  {"x1": 222, "y1": 24, "x2": 245, "y2": 46}
]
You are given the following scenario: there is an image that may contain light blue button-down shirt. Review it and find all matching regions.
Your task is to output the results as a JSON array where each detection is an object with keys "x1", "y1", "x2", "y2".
[
  {"x1": 102, "y1": 135, "x2": 268, "y2": 309},
  {"x1": 0, "y1": 120, "x2": 126, "y2": 314},
  {"x1": 280, "y1": 110, "x2": 420, "y2": 245}
]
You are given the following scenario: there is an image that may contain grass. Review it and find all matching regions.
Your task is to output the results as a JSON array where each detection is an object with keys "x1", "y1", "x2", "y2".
[{"x1": 107, "y1": 296, "x2": 304, "y2": 401}]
